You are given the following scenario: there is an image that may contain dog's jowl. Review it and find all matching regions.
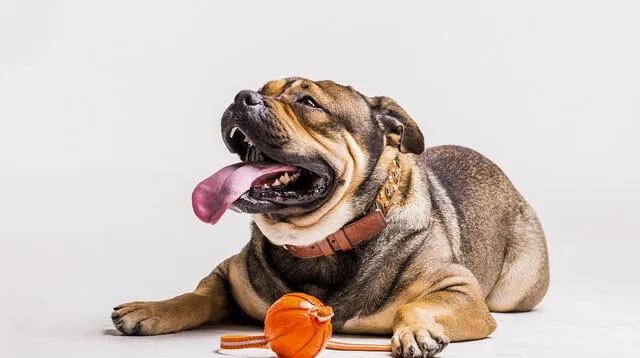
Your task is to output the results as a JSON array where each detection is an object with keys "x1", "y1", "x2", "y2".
[{"x1": 112, "y1": 78, "x2": 549, "y2": 358}]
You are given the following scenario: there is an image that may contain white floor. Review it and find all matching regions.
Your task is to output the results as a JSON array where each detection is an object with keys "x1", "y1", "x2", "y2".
[{"x1": 2, "y1": 287, "x2": 637, "y2": 357}]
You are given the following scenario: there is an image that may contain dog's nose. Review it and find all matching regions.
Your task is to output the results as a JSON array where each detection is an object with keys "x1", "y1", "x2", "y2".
[{"x1": 234, "y1": 90, "x2": 263, "y2": 107}]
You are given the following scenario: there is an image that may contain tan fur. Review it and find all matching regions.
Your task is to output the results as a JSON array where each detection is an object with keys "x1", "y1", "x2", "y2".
[
  {"x1": 486, "y1": 203, "x2": 549, "y2": 312},
  {"x1": 226, "y1": 253, "x2": 270, "y2": 320},
  {"x1": 111, "y1": 267, "x2": 229, "y2": 335}
]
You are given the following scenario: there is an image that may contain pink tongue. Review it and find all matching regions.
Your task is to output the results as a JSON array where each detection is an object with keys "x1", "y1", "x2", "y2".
[{"x1": 192, "y1": 162, "x2": 298, "y2": 224}]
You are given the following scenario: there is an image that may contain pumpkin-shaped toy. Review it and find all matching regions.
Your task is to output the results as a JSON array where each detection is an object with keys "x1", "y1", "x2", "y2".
[{"x1": 264, "y1": 293, "x2": 333, "y2": 357}]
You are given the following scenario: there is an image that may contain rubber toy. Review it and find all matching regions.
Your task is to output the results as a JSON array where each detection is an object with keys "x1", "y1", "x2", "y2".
[{"x1": 219, "y1": 293, "x2": 391, "y2": 357}]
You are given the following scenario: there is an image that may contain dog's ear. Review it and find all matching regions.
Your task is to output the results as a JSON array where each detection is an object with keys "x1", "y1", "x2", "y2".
[{"x1": 366, "y1": 96, "x2": 425, "y2": 155}]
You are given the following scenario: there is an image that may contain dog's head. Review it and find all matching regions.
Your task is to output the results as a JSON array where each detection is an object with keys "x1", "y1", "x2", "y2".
[{"x1": 193, "y1": 77, "x2": 424, "y2": 245}]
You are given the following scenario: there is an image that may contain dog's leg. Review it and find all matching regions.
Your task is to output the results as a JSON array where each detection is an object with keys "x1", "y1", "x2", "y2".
[
  {"x1": 391, "y1": 264, "x2": 496, "y2": 358},
  {"x1": 111, "y1": 260, "x2": 231, "y2": 336}
]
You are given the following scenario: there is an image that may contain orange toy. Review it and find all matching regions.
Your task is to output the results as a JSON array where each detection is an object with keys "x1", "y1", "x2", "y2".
[{"x1": 220, "y1": 293, "x2": 391, "y2": 358}]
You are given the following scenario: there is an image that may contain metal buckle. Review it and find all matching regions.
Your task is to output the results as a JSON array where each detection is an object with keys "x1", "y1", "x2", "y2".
[{"x1": 374, "y1": 200, "x2": 387, "y2": 219}]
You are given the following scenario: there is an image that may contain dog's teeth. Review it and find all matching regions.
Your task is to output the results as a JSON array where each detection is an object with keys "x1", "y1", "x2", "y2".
[
  {"x1": 230, "y1": 126, "x2": 238, "y2": 138},
  {"x1": 273, "y1": 179, "x2": 281, "y2": 186},
  {"x1": 262, "y1": 184, "x2": 269, "y2": 189},
  {"x1": 280, "y1": 173, "x2": 290, "y2": 184}
]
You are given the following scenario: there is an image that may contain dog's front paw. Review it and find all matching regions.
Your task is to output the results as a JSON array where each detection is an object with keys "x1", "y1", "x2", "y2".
[
  {"x1": 391, "y1": 326, "x2": 449, "y2": 358},
  {"x1": 111, "y1": 301, "x2": 177, "y2": 336}
]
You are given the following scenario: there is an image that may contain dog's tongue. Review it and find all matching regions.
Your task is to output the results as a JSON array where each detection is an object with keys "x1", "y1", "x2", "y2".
[{"x1": 192, "y1": 162, "x2": 298, "y2": 224}]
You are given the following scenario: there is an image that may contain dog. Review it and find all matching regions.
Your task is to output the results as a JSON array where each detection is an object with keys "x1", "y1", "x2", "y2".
[{"x1": 111, "y1": 77, "x2": 549, "y2": 357}]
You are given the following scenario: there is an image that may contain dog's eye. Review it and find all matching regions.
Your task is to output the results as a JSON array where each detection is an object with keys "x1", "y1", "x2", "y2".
[{"x1": 296, "y1": 96, "x2": 320, "y2": 109}]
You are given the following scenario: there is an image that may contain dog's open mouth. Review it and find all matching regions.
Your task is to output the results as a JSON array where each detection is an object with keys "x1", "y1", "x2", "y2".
[
  {"x1": 230, "y1": 127, "x2": 331, "y2": 201},
  {"x1": 192, "y1": 125, "x2": 334, "y2": 225}
]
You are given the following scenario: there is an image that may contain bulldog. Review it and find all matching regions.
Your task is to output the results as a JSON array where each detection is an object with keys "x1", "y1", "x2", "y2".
[{"x1": 111, "y1": 77, "x2": 549, "y2": 357}]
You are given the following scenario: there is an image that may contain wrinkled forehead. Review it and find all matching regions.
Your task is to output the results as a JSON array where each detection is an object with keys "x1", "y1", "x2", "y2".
[
  {"x1": 257, "y1": 78, "x2": 377, "y2": 142},
  {"x1": 258, "y1": 77, "x2": 362, "y2": 102}
]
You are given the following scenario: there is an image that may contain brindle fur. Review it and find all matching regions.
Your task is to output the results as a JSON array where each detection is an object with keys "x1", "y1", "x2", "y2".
[{"x1": 112, "y1": 78, "x2": 549, "y2": 358}]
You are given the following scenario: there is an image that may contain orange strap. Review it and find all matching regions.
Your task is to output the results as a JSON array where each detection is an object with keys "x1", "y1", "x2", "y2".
[
  {"x1": 219, "y1": 335, "x2": 269, "y2": 350},
  {"x1": 220, "y1": 335, "x2": 391, "y2": 352},
  {"x1": 326, "y1": 340, "x2": 391, "y2": 352}
]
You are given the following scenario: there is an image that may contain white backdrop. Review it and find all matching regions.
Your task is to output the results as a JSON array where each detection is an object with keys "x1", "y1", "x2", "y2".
[{"x1": 1, "y1": 1, "x2": 639, "y2": 357}]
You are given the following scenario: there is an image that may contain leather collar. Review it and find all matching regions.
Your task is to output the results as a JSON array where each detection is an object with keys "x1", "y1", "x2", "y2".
[{"x1": 283, "y1": 158, "x2": 400, "y2": 259}]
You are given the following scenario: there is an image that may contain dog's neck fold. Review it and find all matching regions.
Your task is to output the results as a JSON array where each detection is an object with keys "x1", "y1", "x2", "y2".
[{"x1": 282, "y1": 158, "x2": 401, "y2": 259}]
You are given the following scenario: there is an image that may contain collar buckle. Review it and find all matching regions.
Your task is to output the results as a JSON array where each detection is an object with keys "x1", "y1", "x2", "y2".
[{"x1": 373, "y1": 200, "x2": 387, "y2": 219}]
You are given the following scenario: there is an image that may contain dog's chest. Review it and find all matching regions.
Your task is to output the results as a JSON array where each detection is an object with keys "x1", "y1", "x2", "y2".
[
  {"x1": 267, "y1": 250, "x2": 359, "y2": 301},
  {"x1": 247, "y1": 241, "x2": 416, "y2": 328}
]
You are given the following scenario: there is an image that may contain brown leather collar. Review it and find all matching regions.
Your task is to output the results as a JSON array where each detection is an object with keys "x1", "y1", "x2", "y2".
[{"x1": 283, "y1": 158, "x2": 400, "y2": 259}]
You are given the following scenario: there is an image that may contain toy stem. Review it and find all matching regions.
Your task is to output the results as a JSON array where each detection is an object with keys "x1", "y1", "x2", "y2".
[{"x1": 312, "y1": 306, "x2": 334, "y2": 322}]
